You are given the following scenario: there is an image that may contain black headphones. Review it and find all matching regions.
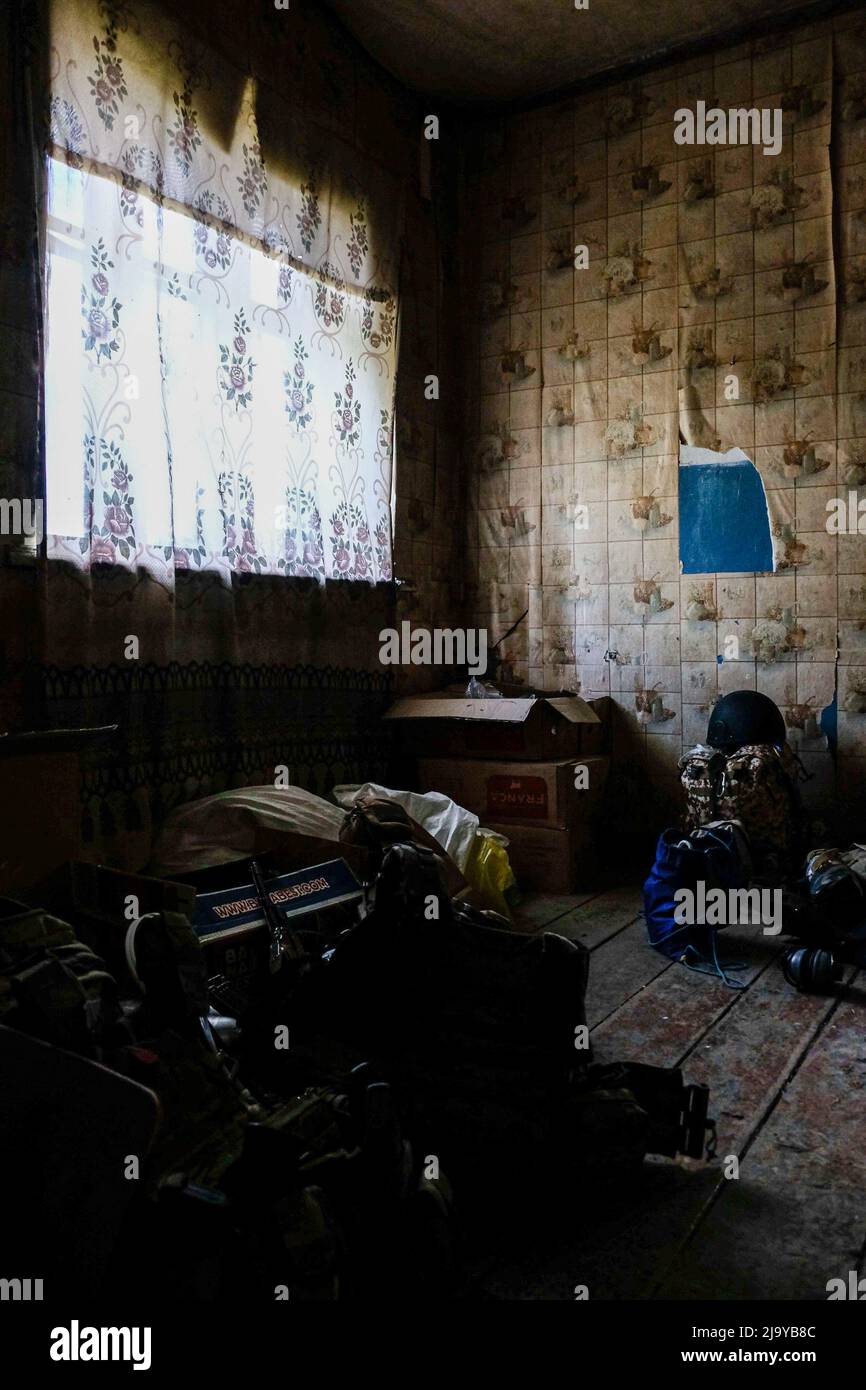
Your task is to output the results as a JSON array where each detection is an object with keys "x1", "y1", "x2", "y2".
[{"x1": 781, "y1": 945, "x2": 842, "y2": 994}]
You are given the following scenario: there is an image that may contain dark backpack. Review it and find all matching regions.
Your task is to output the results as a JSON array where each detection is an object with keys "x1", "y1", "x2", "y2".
[
  {"x1": 291, "y1": 843, "x2": 716, "y2": 1191},
  {"x1": 317, "y1": 841, "x2": 589, "y2": 1081}
]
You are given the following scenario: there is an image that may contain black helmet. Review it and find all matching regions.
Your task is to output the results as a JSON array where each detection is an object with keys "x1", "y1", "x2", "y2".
[{"x1": 706, "y1": 690, "x2": 786, "y2": 753}]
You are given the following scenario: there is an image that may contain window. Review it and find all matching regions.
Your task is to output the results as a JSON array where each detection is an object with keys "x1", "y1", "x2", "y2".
[
  {"x1": 45, "y1": 155, "x2": 396, "y2": 585},
  {"x1": 45, "y1": 0, "x2": 404, "y2": 587}
]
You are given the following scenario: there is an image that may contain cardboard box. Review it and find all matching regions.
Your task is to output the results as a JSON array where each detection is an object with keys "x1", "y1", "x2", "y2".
[
  {"x1": 36, "y1": 860, "x2": 197, "y2": 924},
  {"x1": 583, "y1": 694, "x2": 612, "y2": 754},
  {"x1": 417, "y1": 755, "x2": 609, "y2": 829},
  {"x1": 385, "y1": 692, "x2": 605, "y2": 760},
  {"x1": 191, "y1": 857, "x2": 363, "y2": 943},
  {"x1": 485, "y1": 821, "x2": 601, "y2": 895},
  {"x1": 189, "y1": 856, "x2": 364, "y2": 978},
  {"x1": 31, "y1": 847, "x2": 366, "y2": 984}
]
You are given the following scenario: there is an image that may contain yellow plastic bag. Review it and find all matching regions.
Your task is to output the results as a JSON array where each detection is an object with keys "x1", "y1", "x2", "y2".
[{"x1": 463, "y1": 830, "x2": 519, "y2": 919}]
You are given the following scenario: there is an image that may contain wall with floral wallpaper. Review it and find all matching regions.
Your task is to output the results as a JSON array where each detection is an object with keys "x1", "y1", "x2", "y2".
[{"x1": 460, "y1": 10, "x2": 866, "y2": 827}]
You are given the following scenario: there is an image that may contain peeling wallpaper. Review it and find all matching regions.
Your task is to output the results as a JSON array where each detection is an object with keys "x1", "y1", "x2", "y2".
[{"x1": 460, "y1": 13, "x2": 866, "y2": 821}]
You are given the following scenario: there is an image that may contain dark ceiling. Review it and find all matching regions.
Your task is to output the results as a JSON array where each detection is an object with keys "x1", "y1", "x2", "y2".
[{"x1": 326, "y1": 0, "x2": 830, "y2": 105}]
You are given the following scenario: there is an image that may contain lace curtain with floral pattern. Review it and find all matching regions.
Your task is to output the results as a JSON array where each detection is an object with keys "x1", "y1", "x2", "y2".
[{"x1": 45, "y1": 0, "x2": 402, "y2": 586}]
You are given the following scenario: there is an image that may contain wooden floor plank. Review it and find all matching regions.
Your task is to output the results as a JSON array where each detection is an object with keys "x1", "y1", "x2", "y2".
[
  {"x1": 590, "y1": 921, "x2": 778, "y2": 1068},
  {"x1": 656, "y1": 972, "x2": 866, "y2": 1301},
  {"x1": 605, "y1": 961, "x2": 858, "y2": 1301},
  {"x1": 471, "y1": 951, "x2": 854, "y2": 1301},
  {"x1": 511, "y1": 890, "x2": 599, "y2": 932},
  {"x1": 547, "y1": 889, "x2": 671, "y2": 1028},
  {"x1": 543, "y1": 887, "x2": 645, "y2": 951},
  {"x1": 585, "y1": 925, "x2": 671, "y2": 1029},
  {"x1": 468, "y1": 889, "x2": 866, "y2": 1301}
]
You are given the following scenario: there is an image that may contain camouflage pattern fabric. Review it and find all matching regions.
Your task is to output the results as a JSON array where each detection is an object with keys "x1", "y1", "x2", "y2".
[
  {"x1": 840, "y1": 844, "x2": 866, "y2": 888},
  {"x1": 123, "y1": 1028, "x2": 252, "y2": 1191},
  {"x1": 0, "y1": 898, "x2": 252, "y2": 1186},
  {"x1": 679, "y1": 746, "x2": 726, "y2": 831},
  {"x1": 680, "y1": 743, "x2": 803, "y2": 875},
  {"x1": 0, "y1": 899, "x2": 119, "y2": 1055}
]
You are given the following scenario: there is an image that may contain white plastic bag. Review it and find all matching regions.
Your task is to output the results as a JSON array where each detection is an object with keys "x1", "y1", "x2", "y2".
[{"x1": 332, "y1": 781, "x2": 479, "y2": 872}]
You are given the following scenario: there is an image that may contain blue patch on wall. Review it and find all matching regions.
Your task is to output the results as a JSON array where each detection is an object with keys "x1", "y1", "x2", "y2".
[
  {"x1": 679, "y1": 447, "x2": 774, "y2": 574},
  {"x1": 820, "y1": 693, "x2": 837, "y2": 753}
]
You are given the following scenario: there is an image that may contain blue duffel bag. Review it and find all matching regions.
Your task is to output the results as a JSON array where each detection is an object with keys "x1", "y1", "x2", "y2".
[{"x1": 643, "y1": 822, "x2": 751, "y2": 987}]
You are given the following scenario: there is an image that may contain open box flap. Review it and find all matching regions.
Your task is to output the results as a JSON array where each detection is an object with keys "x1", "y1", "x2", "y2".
[
  {"x1": 384, "y1": 694, "x2": 600, "y2": 725},
  {"x1": 545, "y1": 697, "x2": 600, "y2": 725}
]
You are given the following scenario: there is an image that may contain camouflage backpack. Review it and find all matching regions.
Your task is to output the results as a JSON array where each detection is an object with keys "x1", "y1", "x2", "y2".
[
  {"x1": 680, "y1": 742, "x2": 803, "y2": 874},
  {"x1": 679, "y1": 746, "x2": 726, "y2": 831},
  {"x1": 0, "y1": 899, "x2": 120, "y2": 1056}
]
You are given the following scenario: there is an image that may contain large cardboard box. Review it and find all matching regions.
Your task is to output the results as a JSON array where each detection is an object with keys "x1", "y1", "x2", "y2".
[
  {"x1": 417, "y1": 754, "x2": 609, "y2": 829},
  {"x1": 385, "y1": 691, "x2": 607, "y2": 760},
  {"x1": 36, "y1": 850, "x2": 366, "y2": 985},
  {"x1": 485, "y1": 821, "x2": 601, "y2": 894}
]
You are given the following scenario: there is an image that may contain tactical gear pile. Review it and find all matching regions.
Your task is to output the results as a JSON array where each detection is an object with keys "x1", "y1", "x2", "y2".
[
  {"x1": 2, "y1": 828, "x2": 716, "y2": 1300},
  {"x1": 780, "y1": 844, "x2": 866, "y2": 989},
  {"x1": 647, "y1": 725, "x2": 866, "y2": 996}
]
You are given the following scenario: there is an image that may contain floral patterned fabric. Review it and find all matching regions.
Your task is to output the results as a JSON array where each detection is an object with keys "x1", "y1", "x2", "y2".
[{"x1": 45, "y1": 0, "x2": 400, "y2": 586}]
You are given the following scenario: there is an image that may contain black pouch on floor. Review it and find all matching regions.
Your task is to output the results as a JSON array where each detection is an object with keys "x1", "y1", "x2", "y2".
[{"x1": 580, "y1": 1060, "x2": 715, "y2": 1162}]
